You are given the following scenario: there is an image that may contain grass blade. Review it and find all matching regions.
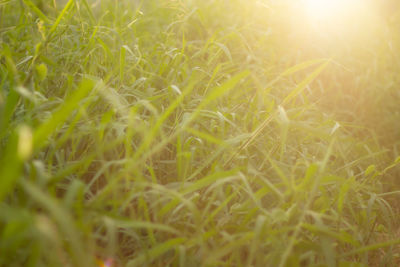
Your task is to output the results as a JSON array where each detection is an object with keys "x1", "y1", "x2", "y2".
[{"x1": 33, "y1": 78, "x2": 95, "y2": 150}]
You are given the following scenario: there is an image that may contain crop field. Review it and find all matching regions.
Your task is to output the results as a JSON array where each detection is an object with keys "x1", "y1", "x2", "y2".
[{"x1": 1, "y1": 0, "x2": 400, "y2": 266}]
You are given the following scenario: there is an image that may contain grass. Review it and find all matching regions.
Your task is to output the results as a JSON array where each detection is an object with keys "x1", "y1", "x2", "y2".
[{"x1": 1, "y1": 0, "x2": 400, "y2": 266}]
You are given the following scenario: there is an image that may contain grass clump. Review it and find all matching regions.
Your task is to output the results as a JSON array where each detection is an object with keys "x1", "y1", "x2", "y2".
[{"x1": 1, "y1": 0, "x2": 400, "y2": 266}]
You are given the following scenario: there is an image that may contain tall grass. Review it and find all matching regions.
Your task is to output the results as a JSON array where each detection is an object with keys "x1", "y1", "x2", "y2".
[{"x1": 1, "y1": 0, "x2": 400, "y2": 266}]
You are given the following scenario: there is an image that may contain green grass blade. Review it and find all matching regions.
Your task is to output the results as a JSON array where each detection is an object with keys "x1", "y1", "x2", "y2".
[
  {"x1": 33, "y1": 78, "x2": 95, "y2": 150},
  {"x1": 47, "y1": 0, "x2": 74, "y2": 38},
  {"x1": 282, "y1": 60, "x2": 330, "y2": 105},
  {"x1": 127, "y1": 238, "x2": 186, "y2": 267},
  {"x1": 22, "y1": 0, "x2": 50, "y2": 23}
]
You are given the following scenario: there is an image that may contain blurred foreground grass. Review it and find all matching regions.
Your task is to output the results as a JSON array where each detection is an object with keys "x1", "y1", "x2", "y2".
[{"x1": 1, "y1": 0, "x2": 400, "y2": 266}]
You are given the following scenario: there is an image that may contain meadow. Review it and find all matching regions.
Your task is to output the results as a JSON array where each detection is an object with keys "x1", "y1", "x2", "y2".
[{"x1": 1, "y1": 0, "x2": 400, "y2": 266}]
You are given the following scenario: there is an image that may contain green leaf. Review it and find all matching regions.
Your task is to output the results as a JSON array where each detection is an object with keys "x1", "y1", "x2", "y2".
[
  {"x1": 280, "y1": 58, "x2": 328, "y2": 77},
  {"x1": 104, "y1": 218, "x2": 180, "y2": 235},
  {"x1": 364, "y1": 165, "x2": 376, "y2": 176},
  {"x1": 33, "y1": 78, "x2": 95, "y2": 150},
  {"x1": 282, "y1": 60, "x2": 330, "y2": 105},
  {"x1": 181, "y1": 169, "x2": 238, "y2": 195},
  {"x1": 127, "y1": 238, "x2": 186, "y2": 266},
  {"x1": 47, "y1": 0, "x2": 74, "y2": 38},
  {"x1": 22, "y1": 0, "x2": 50, "y2": 23},
  {"x1": 0, "y1": 129, "x2": 22, "y2": 201},
  {"x1": 35, "y1": 63, "x2": 47, "y2": 81},
  {"x1": 337, "y1": 178, "x2": 352, "y2": 213}
]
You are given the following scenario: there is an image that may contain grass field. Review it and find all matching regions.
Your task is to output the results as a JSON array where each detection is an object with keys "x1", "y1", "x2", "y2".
[{"x1": 1, "y1": 0, "x2": 400, "y2": 266}]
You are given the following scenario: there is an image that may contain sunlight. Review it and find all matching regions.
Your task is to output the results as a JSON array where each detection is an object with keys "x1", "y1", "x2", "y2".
[{"x1": 304, "y1": 0, "x2": 360, "y2": 22}]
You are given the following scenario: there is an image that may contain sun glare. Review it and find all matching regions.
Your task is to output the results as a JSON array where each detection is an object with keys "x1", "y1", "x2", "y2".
[{"x1": 304, "y1": 0, "x2": 360, "y2": 22}]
